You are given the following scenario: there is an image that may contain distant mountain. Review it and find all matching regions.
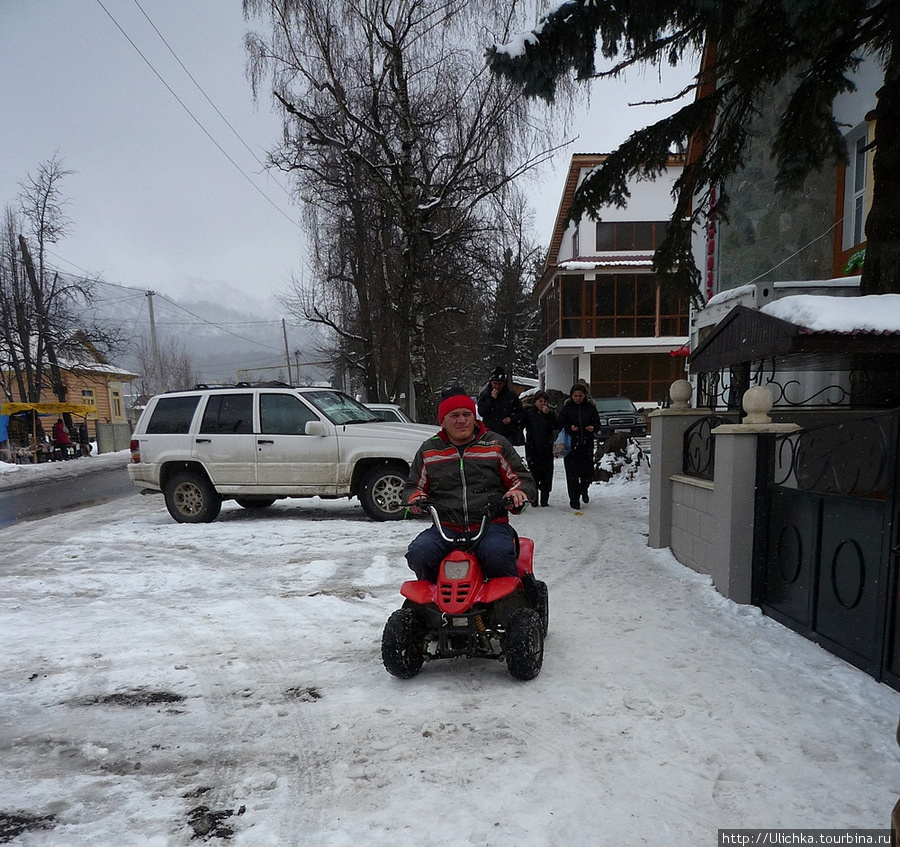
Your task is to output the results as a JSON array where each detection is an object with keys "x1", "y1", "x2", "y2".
[{"x1": 77, "y1": 284, "x2": 330, "y2": 388}]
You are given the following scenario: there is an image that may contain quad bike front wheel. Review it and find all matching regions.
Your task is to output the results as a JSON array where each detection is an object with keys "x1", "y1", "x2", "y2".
[
  {"x1": 505, "y1": 608, "x2": 544, "y2": 681},
  {"x1": 382, "y1": 608, "x2": 426, "y2": 678}
]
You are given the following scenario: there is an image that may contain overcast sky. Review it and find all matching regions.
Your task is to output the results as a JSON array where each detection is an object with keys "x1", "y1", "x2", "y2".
[{"x1": 1, "y1": 0, "x2": 696, "y2": 321}]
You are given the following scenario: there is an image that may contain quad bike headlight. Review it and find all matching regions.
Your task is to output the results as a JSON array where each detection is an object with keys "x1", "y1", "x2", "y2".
[{"x1": 444, "y1": 560, "x2": 470, "y2": 580}]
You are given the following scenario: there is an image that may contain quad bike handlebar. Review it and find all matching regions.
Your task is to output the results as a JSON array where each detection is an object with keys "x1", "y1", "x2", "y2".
[{"x1": 413, "y1": 496, "x2": 514, "y2": 546}]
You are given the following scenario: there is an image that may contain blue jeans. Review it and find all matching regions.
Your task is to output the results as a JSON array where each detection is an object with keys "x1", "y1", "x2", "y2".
[{"x1": 406, "y1": 522, "x2": 518, "y2": 582}]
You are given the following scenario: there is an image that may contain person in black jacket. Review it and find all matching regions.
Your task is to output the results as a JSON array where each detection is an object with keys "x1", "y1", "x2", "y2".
[
  {"x1": 557, "y1": 383, "x2": 601, "y2": 509},
  {"x1": 522, "y1": 391, "x2": 559, "y2": 507},
  {"x1": 476, "y1": 366, "x2": 524, "y2": 444}
]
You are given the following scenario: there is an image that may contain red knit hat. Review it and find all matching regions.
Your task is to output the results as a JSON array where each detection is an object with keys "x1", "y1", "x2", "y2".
[{"x1": 438, "y1": 394, "x2": 476, "y2": 423}]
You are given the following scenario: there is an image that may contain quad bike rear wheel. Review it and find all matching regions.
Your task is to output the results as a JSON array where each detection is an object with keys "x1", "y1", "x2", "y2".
[
  {"x1": 521, "y1": 574, "x2": 549, "y2": 637},
  {"x1": 534, "y1": 579, "x2": 549, "y2": 637},
  {"x1": 382, "y1": 608, "x2": 426, "y2": 678},
  {"x1": 505, "y1": 608, "x2": 544, "y2": 681}
]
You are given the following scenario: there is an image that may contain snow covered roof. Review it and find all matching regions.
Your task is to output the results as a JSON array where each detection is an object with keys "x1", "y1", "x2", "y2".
[
  {"x1": 760, "y1": 294, "x2": 900, "y2": 334},
  {"x1": 559, "y1": 256, "x2": 654, "y2": 271},
  {"x1": 689, "y1": 296, "x2": 900, "y2": 375},
  {"x1": 55, "y1": 356, "x2": 139, "y2": 379}
]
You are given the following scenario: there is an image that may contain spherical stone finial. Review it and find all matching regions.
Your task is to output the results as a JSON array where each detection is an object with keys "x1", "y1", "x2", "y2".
[
  {"x1": 743, "y1": 385, "x2": 773, "y2": 424},
  {"x1": 669, "y1": 379, "x2": 692, "y2": 410}
]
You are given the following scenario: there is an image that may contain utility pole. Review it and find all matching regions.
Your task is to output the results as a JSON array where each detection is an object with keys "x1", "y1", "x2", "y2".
[
  {"x1": 146, "y1": 291, "x2": 164, "y2": 393},
  {"x1": 282, "y1": 319, "x2": 293, "y2": 385},
  {"x1": 294, "y1": 349, "x2": 302, "y2": 386}
]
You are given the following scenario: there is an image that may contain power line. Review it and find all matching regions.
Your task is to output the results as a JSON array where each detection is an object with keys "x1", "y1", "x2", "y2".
[
  {"x1": 94, "y1": 0, "x2": 301, "y2": 232},
  {"x1": 743, "y1": 220, "x2": 842, "y2": 285},
  {"x1": 153, "y1": 292, "x2": 284, "y2": 352},
  {"x1": 129, "y1": 0, "x2": 294, "y2": 203},
  {"x1": 45, "y1": 247, "x2": 312, "y2": 347}
]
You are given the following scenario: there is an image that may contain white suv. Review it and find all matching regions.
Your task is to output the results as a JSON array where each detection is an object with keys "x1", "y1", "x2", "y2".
[{"x1": 128, "y1": 386, "x2": 436, "y2": 523}]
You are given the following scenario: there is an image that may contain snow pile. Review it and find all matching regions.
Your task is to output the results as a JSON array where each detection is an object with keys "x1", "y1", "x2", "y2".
[
  {"x1": 0, "y1": 466, "x2": 898, "y2": 845},
  {"x1": 596, "y1": 437, "x2": 648, "y2": 482}
]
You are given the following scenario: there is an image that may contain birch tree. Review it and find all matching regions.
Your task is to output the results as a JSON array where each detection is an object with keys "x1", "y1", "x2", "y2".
[{"x1": 245, "y1": 0, "x2": 551, "y2": 418}]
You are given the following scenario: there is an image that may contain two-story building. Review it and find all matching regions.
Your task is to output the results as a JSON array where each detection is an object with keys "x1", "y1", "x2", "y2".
[{"x1": 535, "y1": 153, "x2": 690, "y2": 405}]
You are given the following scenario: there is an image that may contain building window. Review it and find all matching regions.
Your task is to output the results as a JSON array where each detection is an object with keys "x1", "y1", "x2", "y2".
[
  {"x1": 542, "y1": 272, "x2": 688, "y2": 346},
  {"x1": 596, "y1": 221, "x2": 668, "y2": 252},
  {"x1": 82, "y1": 389, "x2": 95, "y2": 405},
  {"x1": 842, "y1": 123, "x2": 871, "y2": 251},
  {"x1": 590, "y1": 352, "x2": 684, "y2": 404},
  {"x1": 111, "y1": 390, "x2": 123, "y2": 419},
  {"x1": 572, "y1": 226, "x2": 580, "y2": 258},
  {"x1": 852, "y1": 135, "x2": 867, "y2": 245}
]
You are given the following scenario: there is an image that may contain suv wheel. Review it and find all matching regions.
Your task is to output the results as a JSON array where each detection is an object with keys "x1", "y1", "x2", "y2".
[
  {"x1": 164, "y1": 471, "x2": 222, "y2": 523},
  {"x1": 359, "y1": 463, "x2": 407, "y2": 521}
]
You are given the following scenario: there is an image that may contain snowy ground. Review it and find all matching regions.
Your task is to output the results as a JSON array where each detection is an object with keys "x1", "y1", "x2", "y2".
[
  {"x1": 1, "y1": 459, "x2": 899, "y2": 846},
  {"x1": 0, "y1": 448, "x2": 123, "y2": 490}
]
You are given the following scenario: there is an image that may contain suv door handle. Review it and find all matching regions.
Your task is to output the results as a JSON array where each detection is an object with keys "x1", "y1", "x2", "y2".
[
  {"x1": 257, "y1": 439, "x2": 274, "y2": 444},
  {"x1": 195, "y1": 438, "x2": 212, "y2": 443}
]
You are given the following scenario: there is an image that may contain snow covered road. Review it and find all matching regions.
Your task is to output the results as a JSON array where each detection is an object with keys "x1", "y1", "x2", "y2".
[{"x1": 1, "y1": 470, "x2": 898, "y2": 846}]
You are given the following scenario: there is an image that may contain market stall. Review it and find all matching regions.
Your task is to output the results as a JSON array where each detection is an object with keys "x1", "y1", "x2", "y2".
[{"x1": 0, "y1": 402, "x2": 98, "y2": 463}]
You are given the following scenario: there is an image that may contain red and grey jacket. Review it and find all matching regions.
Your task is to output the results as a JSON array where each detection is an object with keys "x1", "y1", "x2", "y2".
[{"x1": 403, "y1": 421, "x2": 537, "y2": 530}]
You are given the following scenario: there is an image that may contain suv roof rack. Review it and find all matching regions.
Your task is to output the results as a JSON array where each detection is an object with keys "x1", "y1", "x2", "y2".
[{"x1": 186, "y1": 381, "x2": 296, "y2": 391}]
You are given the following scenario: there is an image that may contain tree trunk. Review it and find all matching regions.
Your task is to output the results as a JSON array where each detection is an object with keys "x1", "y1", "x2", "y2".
[
  {"x1": 18, "y1": 236, "x2": 66, "y2": 402},
  {"x1": 860, "y1": 36, "x2": 900, "y2": 295}
]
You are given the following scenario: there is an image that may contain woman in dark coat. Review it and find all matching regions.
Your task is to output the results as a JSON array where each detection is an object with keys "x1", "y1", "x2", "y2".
[
  {"x1": 522, "y1": 391, "x2": 558, "y2": 507},
  {"x1": 557, "y1": 383, "x2": 601, "y2": 509}
]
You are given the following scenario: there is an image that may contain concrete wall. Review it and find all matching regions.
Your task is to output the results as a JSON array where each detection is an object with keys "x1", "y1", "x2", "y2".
[
  {"x1": 96, "y1": 422, "x2": 132, "y2": 454},
  {"x1": 670, "y1": 476, "x2": 715, "y2": 575},
  {"x1": 649, "y1": 395, "x2": 799, "y2": 604}
]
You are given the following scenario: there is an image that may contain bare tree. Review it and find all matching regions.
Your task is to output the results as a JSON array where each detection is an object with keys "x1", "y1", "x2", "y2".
[
  {"x1": 245, "y1": 0, "x2": 553, "y2": 418},
  {"x1": 0, "y1": 157, "x2": 127, "y2": 403},
  {"x1": 133, "y1": 334, "x2": 196, "y2": 399}
]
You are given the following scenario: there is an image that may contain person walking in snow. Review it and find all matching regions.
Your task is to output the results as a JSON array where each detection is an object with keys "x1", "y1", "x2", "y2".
[
  {"x1": 476, "y1": 366, "x2": 524, "y2": 445},
  {"x1": 522, "y1": 391, "x2": 558, "y2": 507},
  {"x1": 557, "y1": 383, "x2": 600, "y2": 510}
]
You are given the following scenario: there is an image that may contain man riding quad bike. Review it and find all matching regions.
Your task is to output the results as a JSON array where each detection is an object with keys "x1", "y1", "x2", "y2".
[
  {"x1": 382, "y1": 391, "x2": 547, "y2": 680},
  {"x1": 381, "y1": 499, "x2": 548, "y2": 680}
]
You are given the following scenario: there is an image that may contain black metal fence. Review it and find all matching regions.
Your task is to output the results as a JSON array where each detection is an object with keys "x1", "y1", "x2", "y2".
[
  {"x1": 755, "y1": 409, "x2": 900, "y2": 688},
  {"x1": 682, "y1": 415, "x2": 737, "y2": 481}
]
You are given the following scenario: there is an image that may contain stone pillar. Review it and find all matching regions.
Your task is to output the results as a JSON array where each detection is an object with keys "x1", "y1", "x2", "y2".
[
  {"x1": 708, "y1": 387, "x2": 800, "y2": 603},
  {"x1": 648, "y1": 381, "x2": 708, "y2": 549}
]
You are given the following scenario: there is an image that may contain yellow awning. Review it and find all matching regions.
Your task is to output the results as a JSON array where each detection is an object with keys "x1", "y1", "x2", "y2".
[{"x1": 1, "y1": 402, "x2": 98, "y2": 417}]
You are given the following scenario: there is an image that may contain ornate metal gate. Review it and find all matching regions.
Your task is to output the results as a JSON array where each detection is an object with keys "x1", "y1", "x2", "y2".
[{"x1": 754, "y1": 410, "x2": 900, "y2": 688}]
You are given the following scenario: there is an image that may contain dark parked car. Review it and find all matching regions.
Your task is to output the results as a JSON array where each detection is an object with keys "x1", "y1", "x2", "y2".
[{"x1": 594, "y1": 397, "x2": 648, "y2": 440}]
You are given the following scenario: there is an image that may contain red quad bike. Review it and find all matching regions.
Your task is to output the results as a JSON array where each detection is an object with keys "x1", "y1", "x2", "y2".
[{"x1": 381, "y1": 500, "x2": 549, "y2": 681}]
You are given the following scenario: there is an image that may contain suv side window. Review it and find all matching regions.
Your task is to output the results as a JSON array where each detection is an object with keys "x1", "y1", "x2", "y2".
[
  {"x1": 260, "y1": 393, "x2": 318, "y2": 435},
  {"x1": 200, "y1": 393, "x2": 253, "y2": 434},
  {"x1": 146, "y1": 395, "x2": 201, "y2": 434}
]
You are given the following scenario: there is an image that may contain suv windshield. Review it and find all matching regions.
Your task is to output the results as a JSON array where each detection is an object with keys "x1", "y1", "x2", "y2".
[
  {"x1": 304, "y1": 390, "x2": 383, "y2": 425},
  {"x1": 594, "y1": 398, "x2": 639, "y2": 413}
]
